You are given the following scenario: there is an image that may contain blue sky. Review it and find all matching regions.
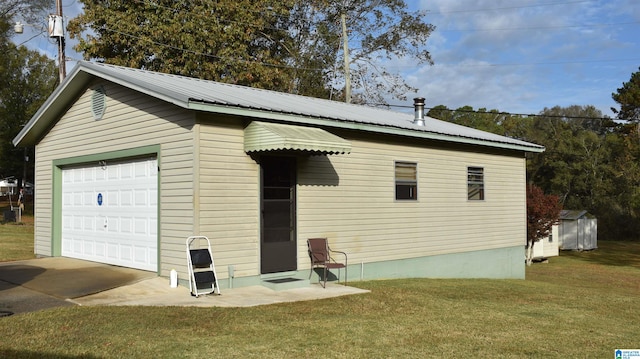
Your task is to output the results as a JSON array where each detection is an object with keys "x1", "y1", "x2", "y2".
[
  {"x1": 13, "y1": 0, "x2": 640, "y2": 118},
  {"x1": 400, "y1": 0, "x2": 640, "y2": 117}
]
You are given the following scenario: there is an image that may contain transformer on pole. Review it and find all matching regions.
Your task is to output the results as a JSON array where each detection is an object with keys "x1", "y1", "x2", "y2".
[{"x1": 48, "y1": 0, "x2": 66, "y2": 82}]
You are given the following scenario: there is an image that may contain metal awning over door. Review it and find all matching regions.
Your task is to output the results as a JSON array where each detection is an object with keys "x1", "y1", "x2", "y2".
[{"x1": 244, "y1": 121, "x2": 351, "y2": 155}]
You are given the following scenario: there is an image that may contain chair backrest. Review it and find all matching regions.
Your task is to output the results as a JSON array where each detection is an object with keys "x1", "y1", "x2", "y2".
[{"x1": 308, "y1": 238, "x2": 329, "y2": 264}]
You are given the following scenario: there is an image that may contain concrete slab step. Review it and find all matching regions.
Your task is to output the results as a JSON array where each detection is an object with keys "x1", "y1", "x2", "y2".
[{"x1": 262, "y1": 277, "x2": 309, "y2": 291}]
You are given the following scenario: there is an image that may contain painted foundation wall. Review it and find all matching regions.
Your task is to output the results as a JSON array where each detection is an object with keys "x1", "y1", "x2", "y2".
[{"x1": 199, "y1": 245, "x2": 525, "y2": 290}]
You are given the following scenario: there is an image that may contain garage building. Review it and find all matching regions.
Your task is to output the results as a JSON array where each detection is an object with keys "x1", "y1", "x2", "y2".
[{"x1": 13, "y1": 62, "x2": 544, "y2": 288}]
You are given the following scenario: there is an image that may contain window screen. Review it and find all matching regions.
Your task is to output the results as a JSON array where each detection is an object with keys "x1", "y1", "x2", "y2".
[
  {"x1": 467, "y1": 167, "x2": 484, "y2": 200},
  {"x1": 396, "y1": 162, "x2": 417, "y2": 200}
]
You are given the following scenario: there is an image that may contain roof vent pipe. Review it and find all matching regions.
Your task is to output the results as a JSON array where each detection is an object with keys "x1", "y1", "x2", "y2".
[{"x1": 413, "y1": 97, "x2": 425, "y2": 126}]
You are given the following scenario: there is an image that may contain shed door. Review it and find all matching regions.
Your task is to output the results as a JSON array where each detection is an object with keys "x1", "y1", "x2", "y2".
[
  {"x1": 61, "y1": 158, "x2": 158, "y2": 271},
  {"x1": 260, "y1": 156, "x2": 297, "y2": 274}
]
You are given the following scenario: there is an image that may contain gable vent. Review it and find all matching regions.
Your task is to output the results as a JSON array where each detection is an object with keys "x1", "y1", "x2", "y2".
[{"x1": 91, "y1": 86, "x2": 107, "y2": 120}]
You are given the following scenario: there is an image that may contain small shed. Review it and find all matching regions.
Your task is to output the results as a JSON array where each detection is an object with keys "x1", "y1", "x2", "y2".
[
  {"x1": 532, "y1": 224, "x2": 559, "y2": 259},
  {"x1": 558, "y1": 210, "x2": 597, "y2": 251}
]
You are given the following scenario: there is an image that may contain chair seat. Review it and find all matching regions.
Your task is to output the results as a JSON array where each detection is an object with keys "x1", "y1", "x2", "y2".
[{"x1": 324, "y1": 263, "x2": 346, "y2": 269}]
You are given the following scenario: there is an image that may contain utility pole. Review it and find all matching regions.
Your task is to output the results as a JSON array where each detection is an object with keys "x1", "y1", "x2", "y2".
[
  {"x1": 51, "y1": 0, "x2": 66, "y2": 82},
  {"x1": 341, "y1": 12, "x2": 351, "y2": 104},
  {"x1": 14, "y1": 0, "x2": 66, "y2": 82}
]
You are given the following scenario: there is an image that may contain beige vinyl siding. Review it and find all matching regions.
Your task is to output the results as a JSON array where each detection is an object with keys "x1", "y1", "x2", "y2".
[
  {"x1": 34, "y1": 80, "x2": 195, "y2": 274},
  {"x1": 297, "y1": 130, "x2": 527, "y2": 266},
  {"x1": 32, "y1": 166, "x2": 53, "y2": 256},
  {"x1": 197, "y1": 116, "x2": 259, "y2": 279}
]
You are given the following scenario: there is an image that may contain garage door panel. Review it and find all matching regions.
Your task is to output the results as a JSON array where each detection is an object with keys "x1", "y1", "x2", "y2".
[
  {"x1": 95, "y1": 242, "x2": 105, "y2": 257},
  {"x1": 134, "y1": 218, "x2": 148, "y2": 234},
  {"x1": 61, "y1": 157, "x2": 158, "y2": 271},
  {"x1": 150, "y1": 218, "x2": 157, "y2": 236},
  {"x1": 83, "y1": 216, "x2": 93, "y2": 231},
  {"x1": 107, "y1": 244, "x2": 118, "y2": 259}
]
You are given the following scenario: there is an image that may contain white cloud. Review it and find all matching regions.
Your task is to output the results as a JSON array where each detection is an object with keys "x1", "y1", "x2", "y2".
[{"x1": 405, "y1": 0, "x2": 640, "y2": 117}]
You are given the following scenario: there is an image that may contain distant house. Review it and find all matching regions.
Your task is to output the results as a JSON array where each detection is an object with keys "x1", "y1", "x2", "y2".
[
  {"x1": 0, "y1": 178, "x2": 17, "y2": 196},
  {"x1": 13, "y1": 62, "x2": 544, "y2": 289},
  {"x1": 558, "y1": 210, "x2": 597, "y2": 251}
]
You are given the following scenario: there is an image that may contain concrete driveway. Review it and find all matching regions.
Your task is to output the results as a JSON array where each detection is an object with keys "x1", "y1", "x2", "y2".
[
  {"x1": 0, "y1": 257, "x2": 154, "y2": 315},
  {"x1": 0, "y1": 257, "x2": 369, "y2": 316}
]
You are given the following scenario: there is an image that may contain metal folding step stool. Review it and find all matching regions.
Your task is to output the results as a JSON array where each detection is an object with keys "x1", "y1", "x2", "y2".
[{"x1": 186, "y1": 236, "x2": 221, "y2": 297}]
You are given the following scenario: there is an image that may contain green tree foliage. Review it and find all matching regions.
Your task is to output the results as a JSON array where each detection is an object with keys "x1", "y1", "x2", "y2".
[
  {"x1": 612, "y1": 67, "x2": 640, "y2": 123},
  {"x1": 67, "y1": 0, "x2": 434, "y2": 104},
  {"x1": 431, "y1": 105, "x2": 506, "y2": 133},
  {"x1": 68, "y1": 0, "x2": 297, "y2": 91},
  {"x1": 608, "y1": 68, "x2": 640, "y2": 240},
  {"x1": 515, "y1": 105, "x2": 636, "y2": 240},
  {"x1": 525, "y1": 184, "x2": 561, "y2": 264},
  {"x1": 526, "y1": 106, "x2": 614, "y2": 204},
  {"x1": 0, "y1": 1, "x2": 58, "y2": 181},
  {"x1": 432, "y1": 101, "x2": 640, "y2": 241},
  {"x1": 0, "y1": 42, "x2": 57, "y2": 181}
]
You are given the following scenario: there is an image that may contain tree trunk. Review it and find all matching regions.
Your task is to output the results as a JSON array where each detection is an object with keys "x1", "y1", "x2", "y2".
[{"x1": 525, "y1": 240, "x2": 534, "y2": 266}]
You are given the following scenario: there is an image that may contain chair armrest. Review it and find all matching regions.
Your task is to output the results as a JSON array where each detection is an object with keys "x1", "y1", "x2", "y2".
[{"x1": 328, "y1": 249, "x2": 347, "y2": 265}]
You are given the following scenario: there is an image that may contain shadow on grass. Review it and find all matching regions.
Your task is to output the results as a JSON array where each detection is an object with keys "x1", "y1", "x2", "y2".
[{"x1": 560, "y1": 241, "x2": 640, "y2": 268}]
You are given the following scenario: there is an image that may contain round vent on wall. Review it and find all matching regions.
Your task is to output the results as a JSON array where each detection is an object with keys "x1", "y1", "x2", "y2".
[{"x1": 91, "y1": 86, "x2": 106, "y2": 120}]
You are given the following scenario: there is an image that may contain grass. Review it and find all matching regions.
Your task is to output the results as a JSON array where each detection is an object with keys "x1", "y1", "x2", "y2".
[
  {"x1": 0, "y1": 218, "x2": 638, "y2": 358},
  {"x1": 0, "y1": 203, "x2": 35, "y2": 262}
]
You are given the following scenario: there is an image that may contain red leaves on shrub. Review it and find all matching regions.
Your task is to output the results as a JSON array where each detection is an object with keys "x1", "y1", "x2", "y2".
[{"x1": 527, "y1": 184, "x2": 562, "y2": 243}]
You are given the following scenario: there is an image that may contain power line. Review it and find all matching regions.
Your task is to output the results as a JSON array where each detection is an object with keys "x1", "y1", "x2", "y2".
[
  {"x1": 427, "y1": 0, "x2": 596, "y2": 15},
  {"x1": 379, "y1": 103, "x2": 620, "y2": 122},
  {"x1": 124, "y1": 0, "x2": 626, "y2": 39},
  {"x1": 99, "y1": 27, "x2": 326, "y2": 73},
  {"x1": 437, "y1": 21, "x2": 640, "y2": 33},
  {"x1": 128, "y1": 0, "x2": 292, "y2": 32},
  {"x1": 441, "y1": 58, "x2": 640, "y2": 67}
]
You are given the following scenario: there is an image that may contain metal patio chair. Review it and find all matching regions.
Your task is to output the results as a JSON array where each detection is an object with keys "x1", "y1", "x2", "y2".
[{"x1": 307, "y1": 238, "x2": 347, "y2": 288}]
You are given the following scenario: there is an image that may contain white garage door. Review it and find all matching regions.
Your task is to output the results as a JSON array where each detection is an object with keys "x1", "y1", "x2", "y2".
[{"x1": 61, "y1": 157, "x2": 158, "y2": 271}]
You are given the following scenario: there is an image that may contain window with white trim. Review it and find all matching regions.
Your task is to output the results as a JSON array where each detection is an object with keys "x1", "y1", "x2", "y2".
[
  {"x1": 395, "y1": 162, "x2": 417, "y2": 200},
  {"x1": 467, "y1": 167, "x2": 484, "y2": 200}
]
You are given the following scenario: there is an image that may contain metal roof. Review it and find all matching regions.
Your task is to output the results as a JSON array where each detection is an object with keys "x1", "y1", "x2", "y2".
[
  {"x1": 560, "y1": 210, "x2": 594, "y2": 220},
  {"x1": 13, "y1": 61, "x2": 544, "y2": 153}
]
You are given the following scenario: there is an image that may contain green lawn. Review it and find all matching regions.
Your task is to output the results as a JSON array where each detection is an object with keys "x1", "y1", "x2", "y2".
[
  {"x1": 0, "y1": 206, "x2": 35, "y2": 262},
  {"x1": 0, "y1": 220, "x2": 638, "y2": 358}
]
